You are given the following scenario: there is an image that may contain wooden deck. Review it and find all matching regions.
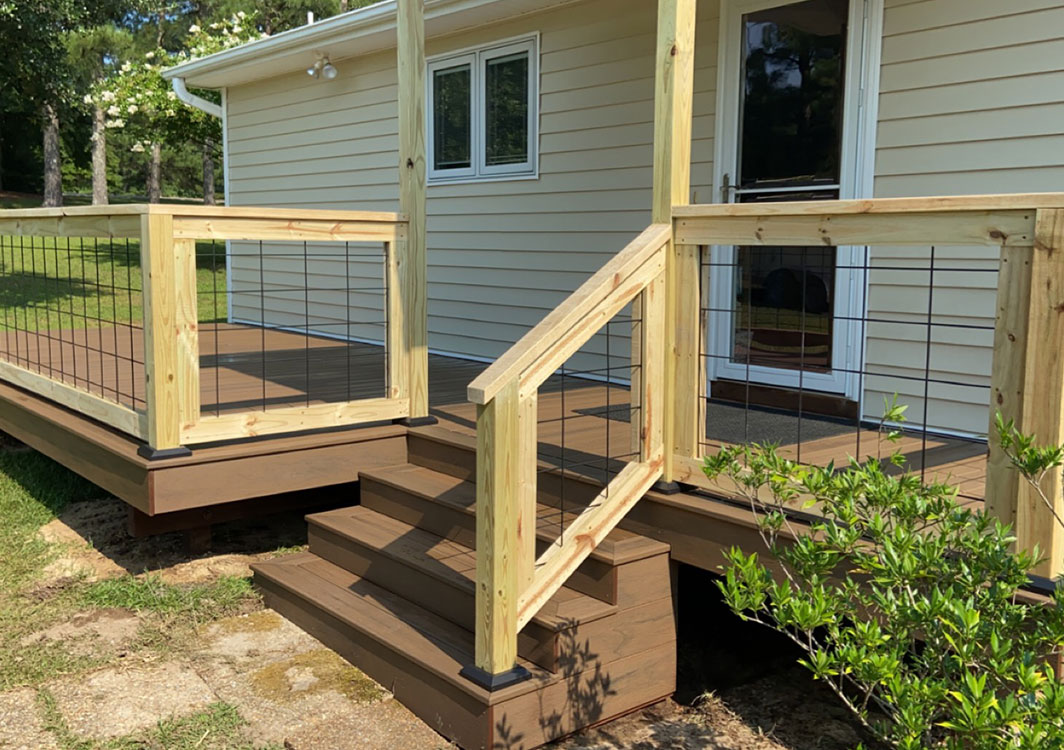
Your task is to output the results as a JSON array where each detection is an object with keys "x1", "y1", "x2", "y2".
[{"x1": 0, "y1": 323, "x2": 988, "y2": 516}]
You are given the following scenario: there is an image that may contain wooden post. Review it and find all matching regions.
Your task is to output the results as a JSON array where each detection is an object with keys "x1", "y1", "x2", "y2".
[
  {"x1": 639, "y1": 270, "x2": 667, "y2": 465},
  {"x1": 648, "y1": 0, "x2": 696, "y2": 482},
  {"x1": 173, "y1": 239, "x2": 200, "y2": 434},
  {"x1": 465, "y1": 379, "x2": 528, "y2": 687},
  {"x1": 140, "y1": 213, "x2": 190, "y2": 457},
  {"x1": 385, "y1": 235, "x2": 409, "y2": 403},
  {"x1": 986, "y1": 243, "x2": 1033, "y2": 532},
  {"x1": 517, "y1": 391, "x2": 538, "y2": 590},
  {"x1": 397, "y1": 0, "x2": 430, "y2": 421},
  {"x1": 1014, "y1": 209, "x2": 1064, "y2": 577}
]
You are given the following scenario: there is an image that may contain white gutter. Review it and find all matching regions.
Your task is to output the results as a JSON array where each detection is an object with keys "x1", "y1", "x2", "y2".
[{"x1": 170, "y1": 77, "x2": 223, "y2": 118}]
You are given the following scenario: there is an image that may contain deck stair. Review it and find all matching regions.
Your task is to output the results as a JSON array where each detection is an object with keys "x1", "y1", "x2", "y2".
[{"x1": 252, "y1": 426, "x2": 676, "y2": 749}]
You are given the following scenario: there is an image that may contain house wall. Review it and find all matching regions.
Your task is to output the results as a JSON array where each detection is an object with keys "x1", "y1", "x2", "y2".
[
  {"x1": 863, "y1": 0, "x2": 1064, "y2": 435},
  {"x1": 224, "y1": 0, "x2": 721, "y2": 378},
  {"x1": 223, "y1": 0, "x2": 1064, "y2": 436}
]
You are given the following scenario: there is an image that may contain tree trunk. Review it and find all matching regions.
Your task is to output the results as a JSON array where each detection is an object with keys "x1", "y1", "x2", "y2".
[
  {"x1": 341, "y1": 0, "x2": 349, "y2": 11},
  {"x1": 202, "y1": 141, "x2": 216, "y2": 205},
  {"x1": 42, "y1": 103, "x2": 62, "y2": 207},
  {"x1": 147, "y1": 142, "x2": 162, "y2": 203},
  {"x1": 0, "y1": 113, "x2": 5, "y2": 192},
  {"x1": 91, "y1": 106, "x2": 108, "y2": 205}
]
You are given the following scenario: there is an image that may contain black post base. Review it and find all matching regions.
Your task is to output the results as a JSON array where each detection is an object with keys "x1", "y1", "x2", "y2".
[
  {"x1": 396, "y1": 416, "x2": 439, "y2": 427},
  {"x1": 137, "y1": 445, "x2": 193, "y2": 461},
  {"x1": 459, "y1": 663, "x2": 532, "y2": 691},
  {"x1": 651, "y1": 479, "x2": 682, "y2": 495}
]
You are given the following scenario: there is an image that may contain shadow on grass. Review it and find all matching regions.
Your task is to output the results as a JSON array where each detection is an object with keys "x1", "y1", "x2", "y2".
[{"x1": 0, "y1": 271, "x2": 95, "y2": 312}]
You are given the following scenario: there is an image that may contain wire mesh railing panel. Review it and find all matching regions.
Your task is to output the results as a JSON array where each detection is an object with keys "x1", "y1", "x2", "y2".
[
  {"x1": 0, "y1": 234, "x2": 145, "y2": 409},
  {"x1": 533, "y1": 307, "x2": 641, "y2": 544},
  {"x1": 200, "y1": 239, "x2": 388, "y2": 417},
  {"x1": 698, "y1": 242, "x2": 996, "y2": 503}
]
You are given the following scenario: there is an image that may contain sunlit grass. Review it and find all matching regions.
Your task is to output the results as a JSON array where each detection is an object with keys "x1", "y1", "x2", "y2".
[{"x1": 0, "y1": 236, "x2": 227, "y2": 332}]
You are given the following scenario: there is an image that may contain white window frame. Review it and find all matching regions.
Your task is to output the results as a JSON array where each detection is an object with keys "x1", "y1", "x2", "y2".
[{"x1": 427, "y1": 35, "x2": 539, "y2": 184}]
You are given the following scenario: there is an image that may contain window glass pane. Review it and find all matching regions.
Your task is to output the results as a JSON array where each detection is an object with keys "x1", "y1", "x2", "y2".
[
  {"x1": 738, "y1": 0, "x2": 848, "y2": 189},
  {"x1": 433, "y1": 63, "x2": 472, "y2": 171},
  {"x1": 484, "y1": 51, "x2": 529, "y2": 167}
]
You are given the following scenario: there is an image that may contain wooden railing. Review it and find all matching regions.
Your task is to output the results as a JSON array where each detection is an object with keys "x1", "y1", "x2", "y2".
[
  {"x1": 0, "y1": 204, "x2": 426, "y2": 456},
  {"x1": 666, "y1": 194, "x2": 1064, "y2": 578},
  {"x1": 465, "y1": 193, "x2": 1064, "y2": 683},
  {"x1": 465, "y1": 223, "x2": 671, "y2": 679}
]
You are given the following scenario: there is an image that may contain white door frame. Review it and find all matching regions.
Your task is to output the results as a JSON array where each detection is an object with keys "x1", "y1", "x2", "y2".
[{"x1": 708, "y1": 0, "x2": 883, "y2": 401}]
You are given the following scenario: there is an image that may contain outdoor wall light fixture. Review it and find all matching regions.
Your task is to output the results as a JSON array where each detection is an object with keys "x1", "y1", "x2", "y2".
[{"x1": 306, "y1": 55, "x2": 338, "y2": 80}]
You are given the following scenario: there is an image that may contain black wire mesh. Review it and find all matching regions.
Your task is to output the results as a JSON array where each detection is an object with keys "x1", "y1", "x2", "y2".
[
  {"x1": 202, "y1": 239, "x2": 389, "y2": 417},
  {"x1": 698, "y1": 243, "x2": 994, "y2": 502},
  {"x1": 0, "y1": 234, "x2": 145, "y2": 409},
  {"x1": 534, "y1": 308, "x2": 643, "y2": 546}
]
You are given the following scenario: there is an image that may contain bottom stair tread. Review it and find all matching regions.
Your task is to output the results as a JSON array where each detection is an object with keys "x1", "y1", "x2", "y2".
[
  {"x1": 253, "y1": 551, "x2": 550, "y2": 704},
  {"x1": 253, "y1": 551, "x2": 678, "y2": 750}
]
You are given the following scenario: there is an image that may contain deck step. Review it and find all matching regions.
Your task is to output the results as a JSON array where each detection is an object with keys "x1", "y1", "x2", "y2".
[
  {"x1": 306, "y1": 505, "x2": 617, "y2": 671},
  {"x1": 253, "y1": 551, "x2": 676, "y2": 749},
  {"x1": 359, "y1": 463, "x2": 668, "y2": 605}
]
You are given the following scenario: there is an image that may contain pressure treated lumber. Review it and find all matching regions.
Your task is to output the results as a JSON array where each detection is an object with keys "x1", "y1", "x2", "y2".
[
  {"x1": 397, "y1": 0, "x2": 429, "y2": 419},
  {"x1": 140, "y1": 213, "x2": 182, "y2": 451},
  {"x1": 674, "y1": 209, "x2": 1036, "y2": 247},
  {"x1": 652, "y1": 0, "x2": 696, "y2": 480},
  {"x1": 474, "y1": 378, "x2": 521, "y2": 674},
  {"x1": 1015, "y1": 209, "x2": 1064, "y2": 577},
  {"x1": 467, "y1": 224, "x2": 670, "y2": 405},
  {"x1": 986, "y1": 243, "x2": 1033, "y2": 530}
]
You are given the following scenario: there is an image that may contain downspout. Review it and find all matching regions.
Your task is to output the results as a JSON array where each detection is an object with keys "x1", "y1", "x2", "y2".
[{"x1": 170, "y1": 77, "x2": 222, "y2": 118}]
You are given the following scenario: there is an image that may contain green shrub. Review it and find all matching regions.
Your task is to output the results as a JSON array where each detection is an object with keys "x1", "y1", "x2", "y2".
[{"x1": 705, "y1": 413, "x2": 1064, "y2": 749}]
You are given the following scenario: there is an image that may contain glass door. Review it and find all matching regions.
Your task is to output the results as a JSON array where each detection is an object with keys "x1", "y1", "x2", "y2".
[{"x1": 710, "y1": 0, "x2": 871, "y2": 396}]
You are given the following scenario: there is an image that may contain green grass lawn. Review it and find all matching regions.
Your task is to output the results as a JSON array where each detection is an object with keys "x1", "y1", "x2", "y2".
[
  {"x1": 0, "y1": 448, "x2": 272, "y2": 749},
  {"x1": 0, "y1": 236, "x2": 227, "y2": 333}
]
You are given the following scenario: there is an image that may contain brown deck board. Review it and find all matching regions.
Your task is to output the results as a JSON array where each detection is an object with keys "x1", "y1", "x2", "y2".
[{"x1": 0, "y1": 323, "x2": 989, "y2": 515}]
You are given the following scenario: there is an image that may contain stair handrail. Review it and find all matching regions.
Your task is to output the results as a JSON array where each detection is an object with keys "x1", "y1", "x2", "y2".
[
  {"x1": 468, "y1": 223, "x2": 672, "y2": 405},
  {"x1": 463, "y1": 223, "x2": 671, "y2": 685}
]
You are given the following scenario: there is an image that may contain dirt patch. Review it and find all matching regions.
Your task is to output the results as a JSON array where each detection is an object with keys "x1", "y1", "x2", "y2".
[
  {"x1": 561, "y1": 698, "x2": 785, "y2": 750},
  {"x1": 251, "y1": 648, "x2": 388, "y2": 704},
  {"x1": 714, "y1": 665, "x2": 864, "y2": 750},
  {"x1": 21, "y1": 608, "x2": 140, "y2": 657},
  {"x1": 47, "y1": 662, "x2": 217, "y2": 740},
  {"x1": 197, "y1": 637, "x2": 446, "y2": 749},
  {"x1": 201, "y1": 610, "x2": 320, "y2": 664},
  {"x1": 0, "y1": 688, "x2": 58, "y2": 750},
  {"x1": 31, "y1": 496, "x2": 310, "y2": 592}
]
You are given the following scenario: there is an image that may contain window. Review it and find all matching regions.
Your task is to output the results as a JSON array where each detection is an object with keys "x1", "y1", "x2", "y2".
[{"x1": 428, "y1": 37, "x2": 538, "y2": 182}]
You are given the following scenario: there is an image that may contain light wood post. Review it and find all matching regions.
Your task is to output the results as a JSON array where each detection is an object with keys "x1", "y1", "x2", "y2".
[
  {"x1": 385, "y1": 234, "x2": 410, "y2": 403},
  {"x1": 986, "y1": 242, "x2": 1033, "y2": 532},
  {"x1": 173, "y1": 239, "x2": 200, "y2": 432},
  {"x1": 467, "y1": 379, "x2": 527, "y2": 686},
  {"x1": 1013, "y1": 209, "x2": 1064, "y2": 577},
  {"x1": 397, "y1": 0, "x2": 430, "y2": 421},
  {"x1": 648, "y1": 0, "x2": 696, "y2": 482},
  {"x1": 517, "y1": 391, "x2": 538, "y2": 590},
  {"x1": 639, "y1": 270, "x2": 667, "y2": 465},
  {"x1": 140, "y1": 213, "x2": 192, "y2": 457}
]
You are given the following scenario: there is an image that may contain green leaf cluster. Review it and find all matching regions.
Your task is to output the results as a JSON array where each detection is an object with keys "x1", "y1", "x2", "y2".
[{"x1": 706, "y1": 410, "x2": 1064, "y2": 748}]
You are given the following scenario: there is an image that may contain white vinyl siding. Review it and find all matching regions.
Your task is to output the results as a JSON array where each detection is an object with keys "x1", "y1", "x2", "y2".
[{"x1": 864, "y1": 0, "x2": 1064, "y2": 435}]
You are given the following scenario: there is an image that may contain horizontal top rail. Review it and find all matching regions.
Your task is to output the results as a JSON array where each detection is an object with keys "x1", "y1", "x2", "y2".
[
  {"x1": 467, "y1": 222, "x2": 671, "y2": 405},
  {"x1": 672, "y1": 194, "x2": 1064, "y2": 248},
  {"x1": 672, "y1": 192, "x2": 1064, "y2": 218},
  {"x1": 0, "y1": 204, "x2": 406, "y2": 222},
  {"x1": 0, "y1": 204, "x2": 408, "y2": 242}
]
